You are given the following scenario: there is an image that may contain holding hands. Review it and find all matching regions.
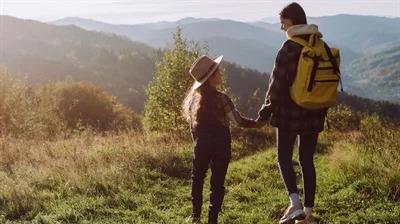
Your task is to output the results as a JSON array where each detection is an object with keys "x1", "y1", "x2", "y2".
[{"x1": 254, "y1": 117, "x2": 268, "y2": 128}]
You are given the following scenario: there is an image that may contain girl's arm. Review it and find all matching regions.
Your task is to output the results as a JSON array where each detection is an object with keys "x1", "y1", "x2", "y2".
[
  {"x1": 227, "y1": 109, "x2": 258, "y2": 128},
  {"x1": 219, "y1": 93, "x2": 258, "y2": 128}
]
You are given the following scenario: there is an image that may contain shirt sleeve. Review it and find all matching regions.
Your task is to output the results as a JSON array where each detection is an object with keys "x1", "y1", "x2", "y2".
[
  {"x1": 258, "y1": 41, "x2": 294, "y2": 121},
  {"x1": 219, "y1": 93, "x2": 257, "y2": 128}
]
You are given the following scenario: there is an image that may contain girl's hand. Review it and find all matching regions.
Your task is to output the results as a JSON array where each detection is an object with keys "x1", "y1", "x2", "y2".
[{"x1": 254, "y1": 119, "x2": 268, "y2": 128}]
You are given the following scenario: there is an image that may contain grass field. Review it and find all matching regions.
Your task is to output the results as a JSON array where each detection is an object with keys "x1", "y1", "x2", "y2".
[{"x1": 0, "y1": 126, "x2": 399, "y2": 224}]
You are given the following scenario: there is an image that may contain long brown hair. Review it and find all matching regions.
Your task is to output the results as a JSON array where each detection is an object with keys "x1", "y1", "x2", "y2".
[{"x1": 182, "y1": 78, "x2": 218, "y2": 126}]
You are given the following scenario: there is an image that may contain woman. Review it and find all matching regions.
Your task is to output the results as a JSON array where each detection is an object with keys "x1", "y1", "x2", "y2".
[
  {"x1": 183, "y1": 55, "x2": 262, "y2": 223},
  {"x1": 257, "y1": 2, "x2": 328, "y2": 224}
]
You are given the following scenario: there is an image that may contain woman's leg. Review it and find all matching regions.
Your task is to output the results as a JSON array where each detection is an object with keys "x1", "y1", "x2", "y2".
[
  {"x1": 277, "y1": 129, "x2": 298, "y2": 196},
  {"x1": 298, "y1": 132, "x2": 319, "y2": 208},
  {"x1": 277, "y1": 129, "x2": 306, "y2": 223}
]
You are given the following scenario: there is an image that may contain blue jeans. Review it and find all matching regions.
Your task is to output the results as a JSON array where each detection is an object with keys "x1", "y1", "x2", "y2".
[{"x1": 277, "y1": 129, "x2": 318, "y2": 207}]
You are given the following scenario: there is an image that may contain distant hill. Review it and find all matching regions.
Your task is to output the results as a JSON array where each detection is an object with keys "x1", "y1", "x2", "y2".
[
  {"x1": 1, "y1": 15, "x2": 399, "y2": 117},
  {"x1": 200, "y1": 36, "x2": 276, "y2": 73},
  {"x1": 0, "y1": 16, "x2": 269, "y2": 114},
  {"x1": 257, "y1": 17, "x2": 280, "y2": 24},
  {"x1": 308, "y1": 14, "x2": 400, "y2": 54},
  {"x1": 343, "y1": 42, "x2": 400, "y2": 103},
  {"x1": 52, "y1": 17, "x2": 283, "y2": 48},
  {"x1": 53, "y1": 14, "x2": 400, "y2": 75},
  {"x1": 0, "y1": 16, "x2": 157, "y2": 112},
  {"x1": 255, "y1": 15, "x2": 400, "y2": 53},
  {"x1": 338, "y1": 92, "x2": 400, "y2": 123},
  {"x1": 52, "y1": 17, "x2": 284, "y2": 72}
]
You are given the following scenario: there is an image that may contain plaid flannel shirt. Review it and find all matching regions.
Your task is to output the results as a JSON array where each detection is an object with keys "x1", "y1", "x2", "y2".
[
  {"x1": 191, "y1": 89, "x2": 257, "y2": 130},
  {"x1": 215, "y1": 91, "x2": 257, "y2": 128},
  {"x1": 258, "y1": 38, "x2": 327, "y2": 133}
]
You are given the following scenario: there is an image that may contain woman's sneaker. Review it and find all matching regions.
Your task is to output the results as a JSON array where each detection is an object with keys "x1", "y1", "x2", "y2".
[
  {"x1": 185, "y1": 215, "x2": 201, "y2": 223},
  {"x1": 295, "y1": 215, "x2": 317, "y2": 224},
  {"x1": 279, "y1": 203, "x2": 306, "y2": 224}
]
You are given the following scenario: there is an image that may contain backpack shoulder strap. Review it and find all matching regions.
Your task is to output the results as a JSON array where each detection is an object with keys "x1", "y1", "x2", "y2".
[
  {"x1": 289, "y1": 34, "x2": 320, "y2": 48},
  {"x1": 288, "y1": 36, "x2": 309, "y2": 48},
  {"x1": 323, "y1": 42, "x2": 344, "y2": 92},
  {"x1": 323, "y1": 42, "x2": 340, "y2": 74}
]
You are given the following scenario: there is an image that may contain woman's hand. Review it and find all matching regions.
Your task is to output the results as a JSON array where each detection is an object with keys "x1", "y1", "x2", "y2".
[{"x1": 254, "y1": 118, "x2": 268, "y2": 128}]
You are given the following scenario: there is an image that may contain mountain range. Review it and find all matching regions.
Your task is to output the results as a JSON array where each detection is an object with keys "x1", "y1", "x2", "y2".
[
  {"x1": 0, "y1": 16, "x2": 268, "y2": 113},
  {"x1": 344, "y1": 41, "x2": 400, "y2": 102},
  {"x1": 52, "y1": 17, "x2": 284, "y2": 72},
  {"x1": 0, "y1": 16, "x2": 156, "y2": 111},
  {"x1": 51, "y1": 14, "x2": 400, "y2": 104},
  {"x1": 0, "y1": 14, "x2": 399, "y2": 113},
  {"x1": 52, "y1": 14, "x2": 400, "y2": 69}
]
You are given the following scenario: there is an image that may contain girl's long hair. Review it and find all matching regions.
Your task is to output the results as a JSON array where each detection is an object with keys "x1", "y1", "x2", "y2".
[
  {"x1": 182, "y1": 80, "x2": 218, "y2": 126},
  {"x1": 182, "y1": 87, "x2": 200, "y2": 125}
]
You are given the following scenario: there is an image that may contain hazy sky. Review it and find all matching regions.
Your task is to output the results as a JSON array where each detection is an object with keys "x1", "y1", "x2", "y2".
[{"x1": 1, "y1": 0, "x2": 399, "y2": 24}]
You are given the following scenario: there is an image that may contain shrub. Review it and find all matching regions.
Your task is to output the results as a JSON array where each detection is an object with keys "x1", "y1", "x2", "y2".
[
  {"x1": 326, "y1": 104, "x2": 361, "y2": 131},
  {"x1": 39, "y1": 81, "x2": 140, "y2": 131},
  {"x1": 0, "y1": 71, "x2": 66, "y2": 139}
]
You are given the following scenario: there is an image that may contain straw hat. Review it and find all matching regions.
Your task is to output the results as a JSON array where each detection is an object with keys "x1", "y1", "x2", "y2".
[{"x1": 189, "y1": 55, "x2": 223, "y2": 89}]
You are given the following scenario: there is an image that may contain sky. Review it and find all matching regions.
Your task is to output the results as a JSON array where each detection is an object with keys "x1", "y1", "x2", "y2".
[{"x1": 0, "y1": 0, "x2": 399, "y2": 24}]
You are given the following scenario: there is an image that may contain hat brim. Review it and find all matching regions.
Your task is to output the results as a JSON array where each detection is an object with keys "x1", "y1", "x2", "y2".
[{"x1": 192, "y1": 55, "x2": 223, "y2": 90}]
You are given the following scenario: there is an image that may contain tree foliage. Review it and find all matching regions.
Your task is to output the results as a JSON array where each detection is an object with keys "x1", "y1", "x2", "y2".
[{"x1": 143, "y1": 29, "x2": 205, "y2": 132}]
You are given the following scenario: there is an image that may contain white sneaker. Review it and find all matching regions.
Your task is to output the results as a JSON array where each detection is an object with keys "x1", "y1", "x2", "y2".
[
  {"x1": 295, "y1": 215, "x2": 318, "y2": 224},
  {"x1": 279, "y1": 203, "x2": 306, "y2": 224},
  {"x1": 185, "y1": 215, "x2": 201, "y2": 223}
]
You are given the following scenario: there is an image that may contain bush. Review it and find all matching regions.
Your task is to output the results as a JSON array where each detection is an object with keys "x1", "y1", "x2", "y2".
[
  {"x1": 39, "y1": 81, "x2": 140, "y2": 131},
  {"x1": 359, "y1": 114, "x2": 400, "y2": 162},
  {"x1": 0, "y1": 72, "x2": 66, "y2": 139},
  {"x1": 326, "y1": 104, "x2": 361, "y2": 131},
  {"x1": 0, "y1": 71, "x2": 140, "y2": 137}
]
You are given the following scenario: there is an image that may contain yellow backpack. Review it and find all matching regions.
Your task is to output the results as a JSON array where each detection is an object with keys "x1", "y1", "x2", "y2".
[{"x1": 289, "y1": 34, "x2": 343, "y2": 109}]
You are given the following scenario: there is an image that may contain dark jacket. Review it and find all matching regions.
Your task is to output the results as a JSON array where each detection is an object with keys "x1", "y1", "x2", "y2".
[{"x1": 258, "y1": 38, "x2": 327, "y2": 133}]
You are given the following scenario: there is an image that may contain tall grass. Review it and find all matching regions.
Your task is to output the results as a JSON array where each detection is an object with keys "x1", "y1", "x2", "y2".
[
  {"x1": 0, "y1": 124, "x2": 274, "y2": 222},
  {"x1": 0, "y1": 130, "x2": 187, "y2": 220},
  {"x1": 1, "y1": 71, "x2": 399, "y2": 223}
]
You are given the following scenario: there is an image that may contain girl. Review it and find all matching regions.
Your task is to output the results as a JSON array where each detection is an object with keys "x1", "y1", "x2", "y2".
[{"x1": 182, "y1": 55, "x2": 262, "y2": 224}]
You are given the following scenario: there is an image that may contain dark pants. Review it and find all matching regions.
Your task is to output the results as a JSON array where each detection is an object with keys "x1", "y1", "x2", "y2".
[
  {"x1": 277, "y1": 129, "x2": 318, "y2": 207},
  {"x1": 191, "y1": 137, "x2": 231, "y2": 217}
]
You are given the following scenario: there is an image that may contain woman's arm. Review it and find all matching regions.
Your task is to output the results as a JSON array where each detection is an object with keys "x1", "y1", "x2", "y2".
[{"x1": 258, "y1": 41, "x2": 295, "y2": 121}]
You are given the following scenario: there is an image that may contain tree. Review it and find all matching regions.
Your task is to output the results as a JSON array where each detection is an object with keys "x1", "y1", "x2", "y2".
[{"x1": 143, "y1": 29, "x2": 205, "y2": 132}]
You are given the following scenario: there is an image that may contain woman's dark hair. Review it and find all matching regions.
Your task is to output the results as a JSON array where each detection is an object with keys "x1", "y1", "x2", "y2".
[{"x1": 279, "y1": 2, "x2": 307, "y2": 25}]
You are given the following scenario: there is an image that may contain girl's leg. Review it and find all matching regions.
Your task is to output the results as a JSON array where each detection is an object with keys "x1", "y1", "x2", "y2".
[
  {"x1": 298, "y1": 132, "x2": 318, "y2": 208},
  {"x1": 209, "y1": 146, "x2": 231, "y2": 224},
  {"x1": 209, "y1": 159, "x2": 230, "y2": 213},
  {"x1": 191, "y1": 144, "x2": 211, "y2": 218}
]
